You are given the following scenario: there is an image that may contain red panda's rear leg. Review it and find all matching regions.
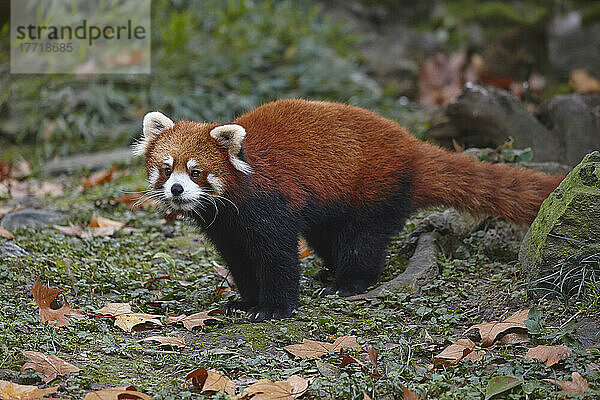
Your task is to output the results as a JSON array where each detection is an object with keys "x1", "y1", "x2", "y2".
[
  {"x1": 323, "y1": 229, "x2": 393, "y2": 296},
  {"x1": 315, "y1": 189, "x2": 413, "y2": 297}
]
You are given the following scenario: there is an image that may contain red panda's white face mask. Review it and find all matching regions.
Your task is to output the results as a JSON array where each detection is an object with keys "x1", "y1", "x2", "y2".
[{"x1": 132, "y1": 111, "x2": 251, "y2": 214}]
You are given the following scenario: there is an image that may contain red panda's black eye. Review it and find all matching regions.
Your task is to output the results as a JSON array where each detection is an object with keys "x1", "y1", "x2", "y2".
[
  {"x1": 164, "y1": 167, "x2": 172, "y2": 177},
  {"x1": 190, "y1": 170, "x2": 201, "y2": 179}
]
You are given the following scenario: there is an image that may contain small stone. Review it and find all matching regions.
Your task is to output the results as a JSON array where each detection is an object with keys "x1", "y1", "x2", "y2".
[
  {"x1": 0, "y1": 208, "x2": 65, "y2": 231},
  {"x1": 0, "y1": 242, "x2": 29, "y2": 258}
]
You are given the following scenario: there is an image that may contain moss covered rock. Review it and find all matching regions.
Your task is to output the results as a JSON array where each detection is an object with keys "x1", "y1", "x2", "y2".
[{"x1": 519, "y1": 151, "x2": 600, "y2": 286}]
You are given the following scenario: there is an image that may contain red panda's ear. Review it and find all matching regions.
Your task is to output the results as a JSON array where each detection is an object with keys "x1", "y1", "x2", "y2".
[
  {"x1": 210, "y1": 124, "x2": 252, "y2": 175},
  {"x1": 132, "y1": 111, "x2": 174, "y2": 156}
]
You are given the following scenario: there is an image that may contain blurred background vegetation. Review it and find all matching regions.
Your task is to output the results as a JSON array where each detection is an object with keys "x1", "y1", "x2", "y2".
[{"x1": 0, "y1": 0, "x2": 598, "y2": 160}]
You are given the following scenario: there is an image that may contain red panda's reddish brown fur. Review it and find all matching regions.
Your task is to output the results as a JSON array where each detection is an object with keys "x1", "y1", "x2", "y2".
[
  {"x1": 233, "y1": 99, "x2": 563, "y2": 224},
  {"x1": 140, "y1": 98, "x2": 565, "y2": 321}
]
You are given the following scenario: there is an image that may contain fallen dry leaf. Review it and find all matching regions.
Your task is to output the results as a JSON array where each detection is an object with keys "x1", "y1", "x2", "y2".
[
  {"x1": 21, "y1": 351, "x2": 80, "y2": 383},
  {"x1": 434, "y1": 338, "x2": 484, "y2": 366},
  {"x1": 298, "y1": 237, "x2": 311, "y2": 259},
  {"x1": 186, "y1": 368, "x2": 235, "y2": 395},
  {"x1": 114, "y1": 313, "x2": 162, "y2": 333},
  {"x1": 89, "y1": 213, "x2": 125, "y2": 229},
  {"x1": 212, "y1": 261, "x2": 236, "y2": 288},
  {"x1": 165, "y1": 310, "x2": 224, "y2": 331},
  {"x1": 54, "y1": 214, "x2": 125, "y2": 239},
  {"x1": 82, "y1": 166, "x2": 119, "y2": 190},
  {"x1": 243, "y1": 375, "x2": 308, "y2": 400},
  {"x1": 283, "y1": 336, "x2": 360, "y2": 359},
  {"x1": 525, "y1": 345, "x2": 572, "y2": 367},
  {"x1": 544, "y1": 372, "x2": 590, "y2": 396},
  {"x1": 465, "y1": 309, "x2": 529, "y2": 347},
  {"x1": 0, "y1": 380, "x2": 60, "y2": 399},
  {"x1": 0, "y1": 179, "x2": 63, "y2": 200},
  {"x1": 418, "y1": 51, "x2": 466, "y2": 107},
  {"x1": 141, "y1": 275, "x2": 170, "y2": 287},
  {"x1": 83, "y1": 385, "x2": 153, "y2": 400},
  {"x1": 32, "y1": 278, "x2": 83, "y2": 327},
  {"x1": 115, "y1": 192, "x2": 159, "y2": 210},
  {"x1": 499, "y1": 332, "x2": 530, "y2": 345},
  {"x1": 139, "y1": 336, "x2": 186, "y2": 348},
  {"x1": 569, "y1": 69, "x2": 600, "y2": 94},
  {"x1": 93, "y1": 303, "x2": 132, "y2": 317},
  {"x1": 402, "y1": 385, "x2": 422, "y2": 400},
  {"x1": 0, "y1": 226, "x2": 14, "y2": 240}
]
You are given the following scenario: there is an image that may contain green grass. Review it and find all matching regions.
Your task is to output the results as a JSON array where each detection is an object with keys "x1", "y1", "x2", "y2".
[
  {"x1": 0, "y1": 0, "x2": 427, "y2": 161},
  {"x1": 0, "y1": 162, "x2": 598, "y2": 399}
]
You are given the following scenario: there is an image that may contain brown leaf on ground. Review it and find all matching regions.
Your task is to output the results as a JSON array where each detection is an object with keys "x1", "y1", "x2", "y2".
[
  {"x1": 283, "y1": 336, "x2": 360, "y2": 359},
  {"x1": 363, "y1": 393, "x2": 373, "y2": 400},
  {"x1": 165, "y1": 310, "x2": 224, "y2": 331},
  {"x1": 32, "y1": 278, "x2": 83, "y2": 327},
  {"x1": 54, "y1": 214, "x2": 125, "y2": 239},
  {"x1": 82, "y1": 166, "x2": 119, "y2": 190},
  {"x1": 115, "y1": 192, "x2": 159, "y2": 210},
  {"x1": 0, "y1": 380, "x2": 61, "y2": 399},
  {"x1": 114, "y1": 313, "x2": 162, "y2": 333},
  {"x1": 434, "y1": 338, "x2": 484, "y2": 367},
  {"x1": 0, "y1": 180, "x2": 63, "y2": 200},
  {"x1": 525, "y1": 345, "x2": 572, "y2": 367},
  {"x1": 212, "y1": 261, "x2": 236, "y2": 287},
  {"x1": 464, "y1": 309, "x2": 529, "y2": 347},
  {"x1": 298, "y1": 237, "x2": 311, "y2": 258},
  {"x1": 569, "y1": 69, "x2": 600, "y2": 94},
  {"x1": 544, "y1": 372, "x2": 590, "y2": 396},
  {"x1": 0, "y1": 227, "x2": 14, "y2": 240},
  {"x1": 185, "y1": 368, "x2": 235, "y2": 395},
  {"x1": 418, "y1": 52, "x2": 466, "y2": 107},
  {"x1": 499, "y1": 332, "x2": 530, "y2": 345},
  {"x1": 243, "y1": 375, "x2": 308, "y2": 400},
  {"x1": 402, "y1": 386, "x2": 422, "y2": 400},
  {"x1": 21, "y1": 351, "x2": 80, "y2": 383},
  {"x1": 141, "y1": 275, "x2": 170, "y2": 287},
  {"x1": 83, "y1": 385, "x2": 153, "y2": 400},
  {"x1": 139, "y1": 336, "x2": 186, "y2": 348},
  {"x1": 93, "y1": 303, "x2": 132, "y2": 317},
  {"x1": 89, "y1": 214, "x2": 125, "y2": 229},
  {"x1": 452, "y1": 139, "x2": 465, "y2": 153}
]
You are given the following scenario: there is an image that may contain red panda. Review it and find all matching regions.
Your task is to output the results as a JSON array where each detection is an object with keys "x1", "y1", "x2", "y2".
[{"x1": 133, "y1": 99, "x2": 564, "y2": 322}]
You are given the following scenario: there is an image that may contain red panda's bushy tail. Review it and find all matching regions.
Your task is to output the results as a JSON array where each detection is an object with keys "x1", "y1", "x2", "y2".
[{"x1": 411, "y1": 143, "x2": 565, "y2": 225}]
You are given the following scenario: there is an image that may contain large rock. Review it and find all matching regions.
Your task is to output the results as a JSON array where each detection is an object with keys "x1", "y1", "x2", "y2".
[
  {"x1": 519, "y1": 152, "x2": 600, "y2": 286},
  {"x1": 427, "y1": 84, "x2": 561, "y2": 162},
  {"x1": 536, "y1": 94, "x2": 600, "y2": 166},
  {"x1": 1, "y1": 208, "x2": 65, "y2": 230},
  {"x1": 43, "y1": 147, "x2": 132, "y2": 176}
]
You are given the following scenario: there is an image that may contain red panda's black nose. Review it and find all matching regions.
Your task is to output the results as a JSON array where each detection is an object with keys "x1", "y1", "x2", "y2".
[{"x1": 171, "y1": 183, "x2": 184, "y2": 196}]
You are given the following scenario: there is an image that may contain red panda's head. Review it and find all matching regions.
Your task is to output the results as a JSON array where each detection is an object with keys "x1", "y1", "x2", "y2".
[{"x1": 132, "y1": 111, "x2": 252, "y2": 212}]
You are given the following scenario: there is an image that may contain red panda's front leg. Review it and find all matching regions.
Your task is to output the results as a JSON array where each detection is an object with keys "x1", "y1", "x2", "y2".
[{"x1": 206, "y1": 192, "x2": 301, "y2": 322}]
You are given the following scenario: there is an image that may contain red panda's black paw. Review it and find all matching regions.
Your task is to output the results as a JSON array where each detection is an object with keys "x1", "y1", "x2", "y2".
[
  {"x1": 246, "y1": 305, "x2": 294, "y2": 322},
  {"x1": 222, "y1": 300, "x2": 255, "y2": 315}
]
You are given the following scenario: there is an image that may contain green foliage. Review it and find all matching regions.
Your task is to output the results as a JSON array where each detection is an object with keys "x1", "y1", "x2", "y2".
[
  {"x1": 442, "y1": 1, "x2": 549, "y2": 26},
  {"x1": 0, "y1": 0, "x2": 422, "y2": 159}
]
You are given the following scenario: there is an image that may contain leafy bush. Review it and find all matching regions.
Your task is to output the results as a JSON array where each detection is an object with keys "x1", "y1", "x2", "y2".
[{"x1": 0, "y1": 0, "x2": 423, "y2": 158}]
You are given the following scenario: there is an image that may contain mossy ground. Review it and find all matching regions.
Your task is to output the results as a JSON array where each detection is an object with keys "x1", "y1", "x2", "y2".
[{"x1": 0, "y1": 156, "x2": 598, "y2": 399}]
